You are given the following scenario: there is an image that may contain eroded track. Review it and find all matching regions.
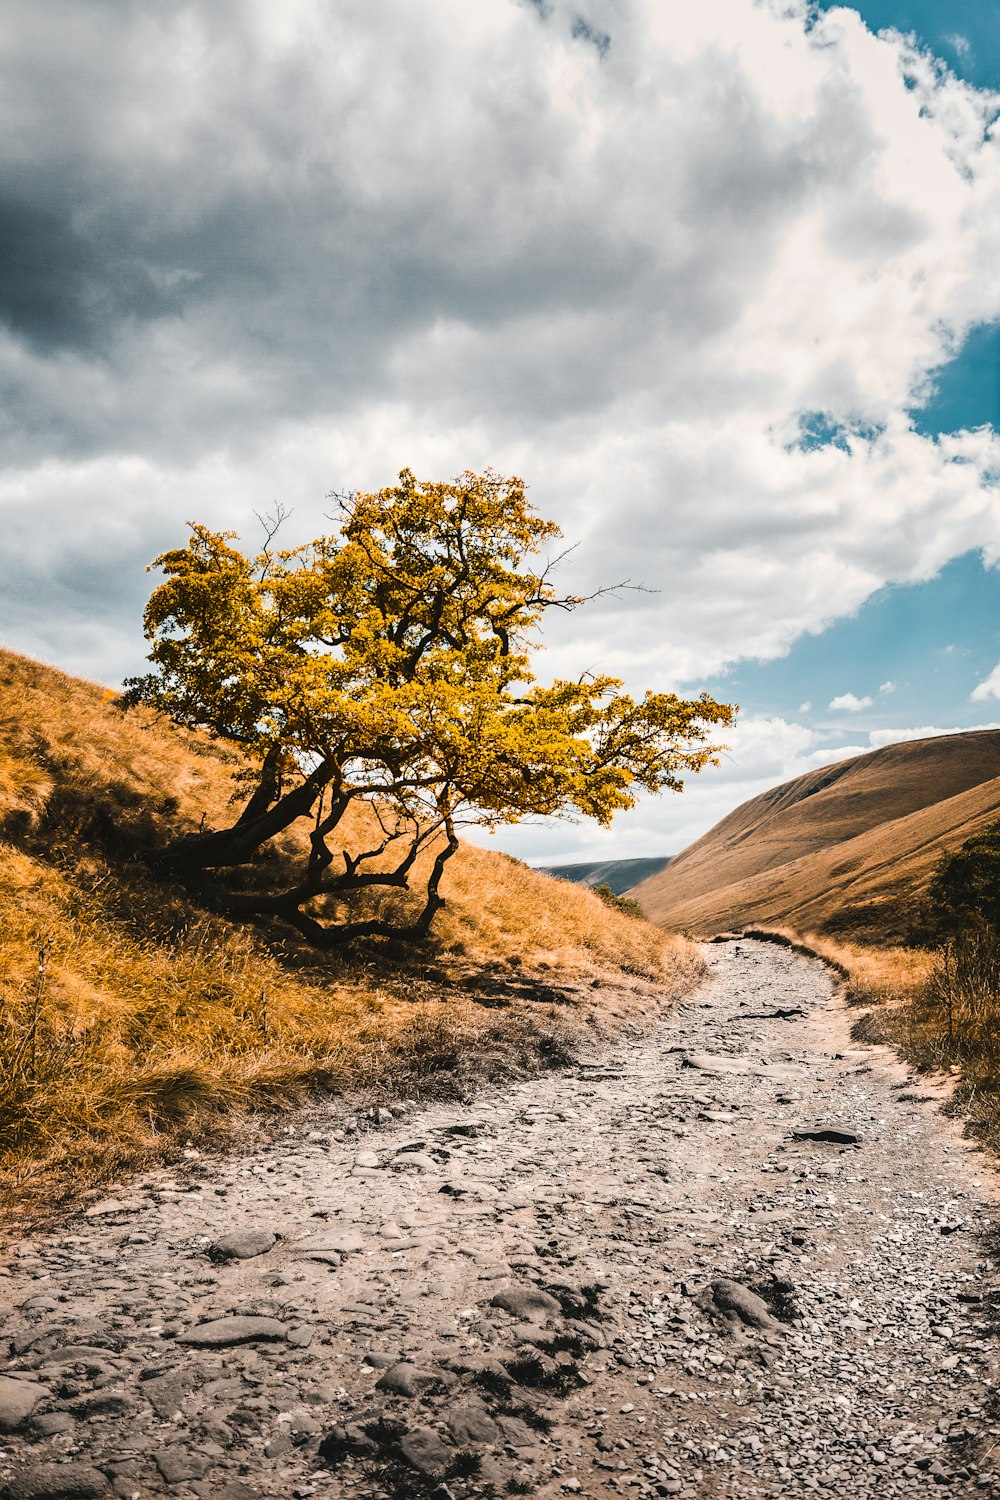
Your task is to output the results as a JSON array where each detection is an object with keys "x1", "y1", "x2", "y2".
[{"x1": 1, "y1": 940, "x2": 997, "y2": 1499}]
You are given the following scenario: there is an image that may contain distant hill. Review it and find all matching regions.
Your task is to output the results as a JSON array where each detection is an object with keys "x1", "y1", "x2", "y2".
[
  {"x1": 541, "y1": 856, "x2": 672, "y2": 895},
  {"x1": 632, "y1": 730, "x2": 1000, "y2": 942}
]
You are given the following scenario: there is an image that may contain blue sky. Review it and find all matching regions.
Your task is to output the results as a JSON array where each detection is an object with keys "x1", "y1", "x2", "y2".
[
  {"x1": 819, "y1": 0, "x2": 1000, "y2": 90},
  {"x1": 701, "y1": 548, "x2": 1000, "y2": 741},
  {"x1": 698, "y1": 319, "x2": 1000, "y2": 748}
]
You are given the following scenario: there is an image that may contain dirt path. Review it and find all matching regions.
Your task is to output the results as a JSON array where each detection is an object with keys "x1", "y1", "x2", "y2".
[{"x1": 1, "y1": 939, "x2": 998, "y2": 1500}]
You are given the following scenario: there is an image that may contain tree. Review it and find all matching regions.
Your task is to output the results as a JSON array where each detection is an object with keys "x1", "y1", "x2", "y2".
[
  {"x1": 919, "y1": 819, "x2": 1000, "y2": 944},
  {"x1": 123, "y1": 469, "x2": 735, "y2": 948}
]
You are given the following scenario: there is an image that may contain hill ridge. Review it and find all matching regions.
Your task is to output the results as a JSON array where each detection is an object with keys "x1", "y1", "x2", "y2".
[{"x1": 633, "y1": 728, "x2": 1000, "y2": 940}]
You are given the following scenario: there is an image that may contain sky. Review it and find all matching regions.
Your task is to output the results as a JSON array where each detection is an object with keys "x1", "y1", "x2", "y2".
[{"x1": 0, "y1": 0, "x2": 998, "y2": 865}]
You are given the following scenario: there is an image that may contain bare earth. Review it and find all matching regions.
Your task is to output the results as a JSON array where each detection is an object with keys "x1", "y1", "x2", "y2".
[{"x1": 1, "y1": 939, "x2": 998, "y2": 1500}]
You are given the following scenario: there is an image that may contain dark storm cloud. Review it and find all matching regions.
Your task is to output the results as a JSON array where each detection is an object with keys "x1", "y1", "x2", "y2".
[{"x1": 0, "y1": 192, "x2": 177, "y2": 354}]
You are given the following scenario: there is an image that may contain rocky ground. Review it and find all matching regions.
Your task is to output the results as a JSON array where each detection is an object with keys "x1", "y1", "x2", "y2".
[{"x1": 0, "y1": 938, "x2": 998, "y2": 1500}]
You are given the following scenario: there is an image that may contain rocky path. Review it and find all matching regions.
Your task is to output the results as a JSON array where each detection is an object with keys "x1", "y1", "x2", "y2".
[{"x1": 1, "y1": 939, "x2": 998, "y2": 1500}]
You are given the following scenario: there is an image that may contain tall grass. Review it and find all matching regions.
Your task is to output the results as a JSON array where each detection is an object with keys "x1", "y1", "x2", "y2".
[{"x1": 925, "y1": 922, "x2": 1000, "y2": 1054}]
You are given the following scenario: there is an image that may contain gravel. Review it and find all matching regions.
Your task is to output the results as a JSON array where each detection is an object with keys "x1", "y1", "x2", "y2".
[{"x1": 0, "y1": 939, "x2": 997, "y2": 1498}]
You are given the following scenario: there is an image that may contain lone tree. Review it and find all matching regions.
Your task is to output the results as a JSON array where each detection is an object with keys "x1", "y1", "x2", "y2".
[{"x1": 124, "y1": 469, "x2": 734, "y2": 947}]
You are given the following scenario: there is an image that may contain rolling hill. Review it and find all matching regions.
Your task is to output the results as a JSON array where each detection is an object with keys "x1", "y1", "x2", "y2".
[
  {"x1": 632, "y1": 729, "x2": 1000, "y2": 942},
  {"x1": 539, "y1": 856, "x2": 672, "y2": 894}
]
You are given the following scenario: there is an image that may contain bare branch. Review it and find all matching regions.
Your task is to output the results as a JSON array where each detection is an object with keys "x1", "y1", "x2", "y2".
[{"x1": 254, "y1": 501, "x2": 292, "y2": 581}]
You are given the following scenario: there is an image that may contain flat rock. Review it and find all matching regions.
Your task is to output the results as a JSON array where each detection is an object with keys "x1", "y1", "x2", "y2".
[
  {"x1": 375, "y1": 1362, "x2": 441, "y2": 1397},
  {"x1": 703, "y1": 1279, "x2": 785, "y2": 1333},
  {"x1": 140, "y1": 1369, "x2": 202, "y2": 1418},
  {"x1": 791, "y1": 1126, "x2": 863, "y2": 1145},
  {"x1": 154, "y1": 1449, "x2": 211, "y2": 1483},
  {"x1": 445, "y1": 1354, "x2": 514, "y2": 1391},
  {"x1": 398, "y1": 1425, "x2": 453, "y2": 1479},
  {"x1": 296, "y1": 1229, "x2": 364, "y2": 1256},
  {"x1": 682, "y1": 1051, "x2": 799, "y2": 1081},
  {"x1": 680, "y1": 1050, "x2": 751, "y2": 1075},
  {"x1": 208, "y1": 1229, "x2": 276, "y2": 1261},
  {"x1": 498, "y1": 1414, "x2": 537, "y2": 1448},
  {"x1": 362, "y1": 1350, "x2": 401, "y2": 1369},
  {"x1": 393, "y1": 1151, "x2": 439, "y2": 1172},
  {"x1": 83, "y1": 1198, "x2": 141, "y2": 1218},
  {"x1": 446, "y1": 1401, "x2": 501, "y2": 1445},
  {"x1": 176, "y1": 1316, "x2": 287, "y2": 1348},
  {"x1": 0, "y1": 1377, "x2": 47, "y2": 1433},
  {"x1": 30, "y1": 1414, "x2": 74, "y2": 1437},
  {"x1": 35, "y1": 1347, "x2": 112, "y2": 1369},
  {"x1": 319, "y1": 1423, "x2": 379, "y2": 1462},
  {"x1": 490, "y1": 1284, "x2": 562, "y2": 1322},
  {"x1": 67, "y1": 1391, "x2": 130, "y2": 1419},
  {"x1": 0, "y1": 1464, "x2": 109, "y2": 1499}
]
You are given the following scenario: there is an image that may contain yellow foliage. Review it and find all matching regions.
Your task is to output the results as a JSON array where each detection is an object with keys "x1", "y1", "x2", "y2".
[{"x1": 124, "y1": 469, "x2": 734, "y2": 947}]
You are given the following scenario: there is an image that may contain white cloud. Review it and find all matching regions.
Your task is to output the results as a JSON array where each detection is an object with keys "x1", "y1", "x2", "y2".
[
  {"x1": 879, "y1": 680, "x2": 896, "y2": 694},
  {"x1": 0, "y1": 2, "x2": 997, "y2": 726},
  {"x1": 867, "y1": 722, "x2": 1000, "y2": 746},
  {"x1": 829, "y1": 691, "x2": 874, "y2": 712},
  {"x1": 972, "y1": 663, "x2": 1000, "y2": 701},
  {"x1": 798, "y1": 700, "x2": 812, "y2": 713}
]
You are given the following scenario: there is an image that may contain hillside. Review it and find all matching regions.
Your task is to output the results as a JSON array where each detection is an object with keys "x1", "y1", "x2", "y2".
[
  {"x1": 539, "y1": 855, "x2": 672, "y2": 894},
  {"x1": 632, "y1": 729, "x2": 1000, "y2": 941},
  {"x1": 0, "y1": 648, "x2": 702, "y2": 1212}
]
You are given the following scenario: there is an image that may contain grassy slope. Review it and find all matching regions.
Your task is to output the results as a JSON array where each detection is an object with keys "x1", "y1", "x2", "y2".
[
  {"x1": 633, "y1": 730, "x2": 1000, "y2": 942},
  {"x1": 0, "y1": 648, "x2": 703, "y2": 1214}
]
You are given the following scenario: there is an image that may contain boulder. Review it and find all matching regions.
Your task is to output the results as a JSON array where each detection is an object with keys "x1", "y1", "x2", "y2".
[
  {"x1": 490, "y1": 1285, "x2": 562, "y2": 1322},
  {"x1": 0, "y1": 1377, "x2": 47, "y2": 1433},
  {"x1": 208, "y1": 1229, "x2": 276, "y2": 1262}
]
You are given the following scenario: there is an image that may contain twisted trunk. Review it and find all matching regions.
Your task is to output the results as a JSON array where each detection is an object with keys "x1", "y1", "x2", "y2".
[
  {"x1": 153, "y1": 758, "x2": 337, "y2": 871},
  {"x1": 153, "y1": 750, "x2": 460, "y2": 949}
]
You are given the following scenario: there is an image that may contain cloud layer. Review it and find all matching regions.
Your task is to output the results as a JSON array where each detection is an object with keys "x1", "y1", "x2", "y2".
[{"x1": 1, "y1": 0, "x2": 999, "y2": 795}]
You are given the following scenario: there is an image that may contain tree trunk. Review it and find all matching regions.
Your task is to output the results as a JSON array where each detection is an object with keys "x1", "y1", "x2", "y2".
[{"x1": 153, "y1": 759, "x2": 336, "y2": 871}]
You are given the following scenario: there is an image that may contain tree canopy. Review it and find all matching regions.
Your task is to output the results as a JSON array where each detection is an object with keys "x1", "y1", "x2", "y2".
[
  {"x1": 920, "y1": 819, "x2": 1000, "y2": 944},
  {"x1": 124, "y1": 469, "x2": 735, "y2": 947}
]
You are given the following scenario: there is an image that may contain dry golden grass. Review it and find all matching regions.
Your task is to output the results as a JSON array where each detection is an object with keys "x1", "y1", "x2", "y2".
[
  {"x1": 0, "y1": 648, "x2": 702, "y2": 1218},
  {"x1": 788, "y1": 931, "x2": 935, "y2": 1008},
  {"x1": 633, "y1": 731, "x2": 1000, "y2": 944}
]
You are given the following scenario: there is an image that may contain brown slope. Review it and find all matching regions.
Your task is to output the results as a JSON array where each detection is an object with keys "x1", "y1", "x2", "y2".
[{"x1": 633, "y1": 729, "x2": 1000, "y2": 941}]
